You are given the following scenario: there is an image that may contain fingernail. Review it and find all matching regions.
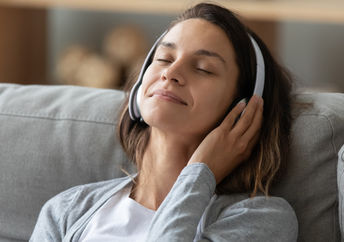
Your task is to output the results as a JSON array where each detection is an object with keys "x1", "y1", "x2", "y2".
[
  {"x1": 238, "y1": 98, "x2": 247, "y2": 105},
  {"x1": 238, "y1": 101, "x2": 246, "y2": 108}
]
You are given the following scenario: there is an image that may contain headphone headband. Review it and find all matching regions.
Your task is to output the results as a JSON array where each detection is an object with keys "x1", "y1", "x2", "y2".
[
  {"x1": 129, "y1": 31, "x2": 265, "y2": 121},
  {"x1": 249, "y1": 35, "x2": 265, "y2": 98}
]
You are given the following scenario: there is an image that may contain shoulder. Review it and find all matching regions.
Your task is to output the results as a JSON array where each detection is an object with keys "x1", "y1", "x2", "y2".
[
  {"x1": 36, "y1": 176, "x2": 133, "y2": 233},
  {"x1": 201, "y1": 194, "x2": 298, "y2": 241},
  {"x1": 31, "y1": 176, "x2": 133, "y2": 241},
  {"x1": 45, "y1": 176, "x2": 131, "y2": 207}
]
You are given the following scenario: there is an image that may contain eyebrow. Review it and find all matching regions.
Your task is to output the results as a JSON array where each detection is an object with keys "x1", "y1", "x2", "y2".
[{"x1": 158, "y1": 41, "x2": 226, "y2": 65}]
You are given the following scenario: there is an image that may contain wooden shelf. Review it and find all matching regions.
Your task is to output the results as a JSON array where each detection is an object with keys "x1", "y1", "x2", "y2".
[{"x1": 0, "y1": 0, "x2": 344, "y2": 24}]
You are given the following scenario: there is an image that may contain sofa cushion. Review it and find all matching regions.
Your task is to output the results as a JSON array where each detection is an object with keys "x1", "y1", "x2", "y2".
[
  {"x1": 271, "y1": 93, "x2": 344, "y2": 242},
  {"x1": 0, "y1": 84, "x2": 135, "y2": 241},
  {"x1": 339, "y1": 145, "x2": 344, "y2": 238}
]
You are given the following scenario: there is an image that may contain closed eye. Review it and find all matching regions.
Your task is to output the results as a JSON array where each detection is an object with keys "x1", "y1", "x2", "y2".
[
  {"x1": 156, "y1": 58, "x2": 213, "y2": 75},
  {"x1": 156, "y1": 59, "x2": 171, "y2": 63},
  {"x1": 197, "y1": 68, "x2": 213, "y2": 75}
]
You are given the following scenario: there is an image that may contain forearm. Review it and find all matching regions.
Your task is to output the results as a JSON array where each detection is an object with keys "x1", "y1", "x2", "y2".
[{"x1": 146, "y1": 162, "x2": 216, "y2": 242}]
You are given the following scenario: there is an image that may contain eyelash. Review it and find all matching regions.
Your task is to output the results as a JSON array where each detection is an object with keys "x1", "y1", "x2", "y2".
[
  {"x1": 156, "y1": 59, "x2": 213, "y2": 75},
  {"x1": 197, "y1": 68, "x2": 212, "y2": 75},
  {"x1": 157, "y1": 59, "x2": 171, "y2": 63}
]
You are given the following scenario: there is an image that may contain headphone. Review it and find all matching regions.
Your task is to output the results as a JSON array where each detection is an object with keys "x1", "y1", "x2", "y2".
[{"x1": 128, "y1": 30, "x2": 265, "y2": 121}]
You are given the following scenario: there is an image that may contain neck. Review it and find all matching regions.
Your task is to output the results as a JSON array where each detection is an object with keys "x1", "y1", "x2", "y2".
[{"x1": 130, "y1": 127, "x2": 202, "y2": 210}]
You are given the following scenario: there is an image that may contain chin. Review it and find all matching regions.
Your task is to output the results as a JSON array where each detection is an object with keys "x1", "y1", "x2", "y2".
[
  {"x1": 144, "y1": 117, "x2": 204, "y2": 139},
  {"x1": 141, "y1": 104, "x2": 182, "y2": 124},
  {"x1": 144, "y1": 114, "x2": 180, "y2": 130}
]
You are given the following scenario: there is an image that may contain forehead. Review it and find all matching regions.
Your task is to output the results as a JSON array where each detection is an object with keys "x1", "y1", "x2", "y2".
[{"x1": 160, "y1": 18, "x2": 235, "y2": 60}]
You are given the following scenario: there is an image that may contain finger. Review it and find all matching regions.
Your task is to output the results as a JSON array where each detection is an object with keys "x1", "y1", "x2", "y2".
[
  {"x1": 241, "y1": 99, "x2": 263, "y2": 143},
  {"x1": 220, "y1": 100, "x2": 246, "y2": 130},
  {"x1": 232, "y1": 95, "x2": 261, "y2": 136}
]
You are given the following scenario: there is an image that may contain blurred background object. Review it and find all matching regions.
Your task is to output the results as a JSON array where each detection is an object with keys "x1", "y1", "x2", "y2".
[
  {"x1": 56, "y1": 46, "x2": 90, "y2": 86},
  {"x1": 56, "y1": 24, "x2": 148, "y2": 89},
  {"x1": 103, "y1": 25, "x2": 148, "y2": 70},
  {"x1": 57, "y1": 45, "x2": 122, "y2": 89},
  {"x1": 0, "y1": 0, "x2": 343, "y2": 92}
]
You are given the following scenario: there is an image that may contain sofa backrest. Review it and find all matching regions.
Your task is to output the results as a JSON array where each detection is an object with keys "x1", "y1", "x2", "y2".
[
  {"x1": 0, "y1": 84, "x2": 343, "y2": 241},
  {"x1": 0, "y1": 84, "x2": 133, "y2": 241},
  {"x1": 270, "y1": 93, "x2": 344, "y2": 242}
]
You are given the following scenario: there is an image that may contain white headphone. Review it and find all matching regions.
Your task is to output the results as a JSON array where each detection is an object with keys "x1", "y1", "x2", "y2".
[{"x1": 128, "y1": 31, "x2": 265, "y2": 121}]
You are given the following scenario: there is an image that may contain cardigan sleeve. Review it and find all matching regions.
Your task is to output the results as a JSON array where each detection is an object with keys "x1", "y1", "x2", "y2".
[
  {"x1": 146, "y1": 162, "x2": 298, "y2": 242},
  {"x1": 146, "y1": 162, "x2": 216, "y2": 241},
  {"x1": 198, "y1": 196, "x2": 298, "y2": 241}
]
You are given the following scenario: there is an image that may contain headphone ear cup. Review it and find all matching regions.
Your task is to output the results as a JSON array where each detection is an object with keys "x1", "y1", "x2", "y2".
[
  {"x1": 136, "y1": 85, "x2": 142, "y2": 116},
  {"x1": 129, "y1": 79, "x2": 142, "y2": 120},
  {"x1": 128, "y1": 30, "x2": 167, "y2": 121}
]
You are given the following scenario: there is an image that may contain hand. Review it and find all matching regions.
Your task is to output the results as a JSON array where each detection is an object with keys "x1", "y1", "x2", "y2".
[{"x1": 187, "y1": 95, "x2": 264, "y2": 184}]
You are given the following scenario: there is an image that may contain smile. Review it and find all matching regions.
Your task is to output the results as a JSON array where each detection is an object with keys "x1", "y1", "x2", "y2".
[{"x1": 150, "y1": 89, "x2": 188, "y2": 106}]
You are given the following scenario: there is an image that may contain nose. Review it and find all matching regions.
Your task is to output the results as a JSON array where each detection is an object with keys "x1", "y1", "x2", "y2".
[{"x1": 161, "y1": 61, "x2": 186, "y2": 86}]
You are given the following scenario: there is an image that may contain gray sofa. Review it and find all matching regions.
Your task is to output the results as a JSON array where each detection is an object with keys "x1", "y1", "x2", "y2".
[{"x1": 0, "y1": 83, "x2": 343, "y2": 242}]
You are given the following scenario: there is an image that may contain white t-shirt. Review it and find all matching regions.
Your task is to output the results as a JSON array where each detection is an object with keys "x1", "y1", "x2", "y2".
[{"x1": 79, "y1": 184, "x2": 156, "y2": 242}]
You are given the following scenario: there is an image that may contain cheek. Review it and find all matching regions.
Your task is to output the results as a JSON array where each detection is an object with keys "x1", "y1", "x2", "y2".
[
  {"x1": 138, "y1": 67, "x2": 177, "y2": 124},
  {"x1": 192, "y1": 84, "x2": 235, "y2": 126},
  {"x1": 138, "y1": 66, "x2": 157, "y2": 106},
  {"x1": 140, "y1": 65, "x2": 161, "y2": 94}
]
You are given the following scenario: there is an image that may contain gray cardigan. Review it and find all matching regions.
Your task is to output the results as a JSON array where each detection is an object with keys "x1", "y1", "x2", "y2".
[{"x1": 30, "y1": 163, "x2": 298, "y2": 241}]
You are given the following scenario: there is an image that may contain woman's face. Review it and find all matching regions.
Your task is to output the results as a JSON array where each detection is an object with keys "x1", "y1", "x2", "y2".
[{"x1": 139, "y1": 18, "x2": 239, "y2": 137}]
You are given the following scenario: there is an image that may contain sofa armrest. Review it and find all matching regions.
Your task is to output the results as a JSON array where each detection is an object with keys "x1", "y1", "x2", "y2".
[{"x1": 339, "y1": 145, "x2": 344, "y2": 238}]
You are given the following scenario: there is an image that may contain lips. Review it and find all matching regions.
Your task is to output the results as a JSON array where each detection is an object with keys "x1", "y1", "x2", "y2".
[{"x1": 149, "y1": 89, "x2": 187, "y2": 105}]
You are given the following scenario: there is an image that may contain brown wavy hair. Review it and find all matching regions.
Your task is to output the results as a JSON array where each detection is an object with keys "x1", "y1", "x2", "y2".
[{"x1": 117, "y1": 2, "x2": 293, "y2": 197}]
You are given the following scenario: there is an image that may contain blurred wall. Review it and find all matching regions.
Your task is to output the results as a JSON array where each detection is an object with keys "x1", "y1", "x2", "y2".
[
  {"x1": 48, "y1": 8, "x2": 344, "y2": 92},
  {"x1": 280, "y1": 22, "x2": 344, "y2": 92}
]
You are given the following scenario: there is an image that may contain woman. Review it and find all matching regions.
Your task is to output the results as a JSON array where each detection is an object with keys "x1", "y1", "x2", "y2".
[{"x1": 30, "y1": 2, "x2": 298, "y2": 241}]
